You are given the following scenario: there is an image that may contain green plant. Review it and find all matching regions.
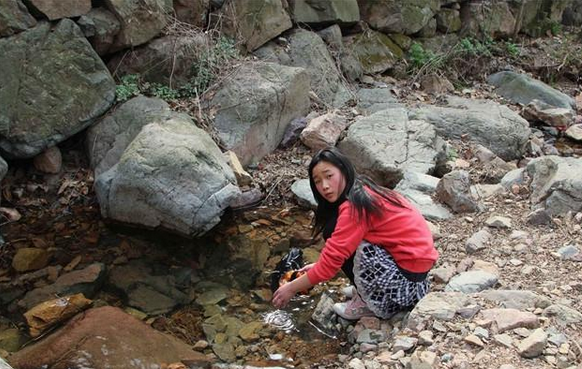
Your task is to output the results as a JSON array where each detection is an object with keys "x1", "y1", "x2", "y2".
[
  {"x1": 550, "y1": 21, "x2": 562, "y2": 36},
  {"x1": 505, "y1": 41, "x2": 520, "y2": 57},
  {"x1": 408, "y1": 42, "x2": 438, "y2": 71},
  {"x1": 189, "y1": 36, "x2": 239, "y2": 95},
  {"x1": 458, "y1": 37, "x2": 491, "y2": 56},
  {"x1": 147, "y1": 82, "x2": 180, "y2": 100},
  {"x1": 115, "y1": 74, "x2": 140, "y2": 102}
]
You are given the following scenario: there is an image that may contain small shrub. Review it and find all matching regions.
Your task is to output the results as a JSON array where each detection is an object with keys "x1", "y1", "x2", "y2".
[
  {"x1": 505, "y1": 41, "x2": 520, "y2": 57},
  {"x1": 408, "y1": 42, "x2": 439, "y2": 71},
  {"x1": 458, "y1": 37, "x2": 491, "y2": 56},
  {"x1": 147, "y1": 83, "x2": 180, "y2": 100},
  {"x1": 189, "y1": 36, "x2": 239, "y2": 96},
  {"x1": 550, "y1": 21, "x2": 562, "y2": 36},
  {"x1": 115, "y1": 74, "x2": 140, "y2": 102}
]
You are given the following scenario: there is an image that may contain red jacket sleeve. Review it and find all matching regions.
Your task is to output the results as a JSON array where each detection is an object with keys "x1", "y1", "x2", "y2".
[{"x1": 306, "y1": 203, "x2": 368, "y2": 285}]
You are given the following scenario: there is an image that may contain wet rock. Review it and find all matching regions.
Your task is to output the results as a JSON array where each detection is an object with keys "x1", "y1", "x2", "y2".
[
  {"x1": 542, "y1": 304, "x2": 582, "y2": 325},
  {"x1": 239, "y1": 321, "x2": 262, "y2": 342},
  {"x1": 196, "y1": 286, "x2": 229, "y2": 306},
  {"x1": 517, "y1": 328, "x2": 547, "y2": 358},
  {"x1": 485, "y1": 215, "x2": 512, "y2": 229},
  {"x1": 10, "y1": 306, "x2": 210, "y2": 368},
  {"x1": 33, "y1": 146, "x2": 62, "y2": 174},
  {"x1": 19, "y1": 263, "x2": 106, "y2": 310},
  {"x1": 300, "y1": 111, "x2": 349, "y2": 150},
  {"x1": 480, "y1": 308, "x2": 539, "y2": 333},
  {"x1": 12, "y1": 248, "x2": 50, "y2": 272},
  {"x1": 0, "y1": 328, "x2": 26, "y2": 352},
  {"x1": 24, "y1": 293, "x2": 92, "y2": 337},
  {"x1": 488, "y1": 72, "x2": 576, "y2": 111},
  {"x1": 445, "y1": 271, "x2": 497, "y2": 293},
  {"x1": 436, "y1": 171, "x2": 481, "y2": 213},
  {"x1": 311, "y1": 293, "x2": 338, "y2": 336},
  {"x1": 339, "y1": 108, "x2": 447, "y2": 188},
  {"x1": 465, "y1": 228, "x2": 491, "y2": 254}
]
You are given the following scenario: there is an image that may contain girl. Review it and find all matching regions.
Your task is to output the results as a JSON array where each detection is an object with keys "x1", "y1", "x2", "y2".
[{"x1": 272, "y1": 147, "x2": 438, "y2": 320}]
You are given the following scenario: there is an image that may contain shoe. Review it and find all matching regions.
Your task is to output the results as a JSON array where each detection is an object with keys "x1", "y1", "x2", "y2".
[
  {"x1": 340, "y1": 285, "x2": 356, "y2": 299},
  {"x1": 333, "y1": 293, "x2": 375, "y2": 320}
]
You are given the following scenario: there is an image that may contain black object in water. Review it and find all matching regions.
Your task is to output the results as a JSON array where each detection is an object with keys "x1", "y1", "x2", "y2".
[{"x1": 270, "y1": 247, "x2": 304, "y2": 292}]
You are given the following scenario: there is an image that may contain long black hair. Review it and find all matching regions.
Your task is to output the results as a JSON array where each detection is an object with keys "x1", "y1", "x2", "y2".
[{"x1": 308, "y1": 147, "x2": 406, "y2": 238}]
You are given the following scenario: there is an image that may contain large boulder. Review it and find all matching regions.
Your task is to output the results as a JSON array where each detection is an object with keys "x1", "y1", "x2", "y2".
[
  {"x1": 255, "y1": 29, "x2": 350, "y2": 108},
  {"x1": 87, "y1": 96, "x2": 171, "y2": 177},
  {"x1": 525, "y1": 156, "x2": 582, "y2": 216},
  {"x1": 107, "y1": 34, "x2": 208, "y2": 87},
  {"x1": 208, "y1": 62, "x2": 309, "y2": 166},
  {"x1": 338, "y1": 108, "x2": 447, "y2": 188},
  {"x1": 460, "y1": 0, "x2": 516, "y2": 38},
  {"x1": 343, "y1": 30, "x2": 404, "y2": 75},
  {"x1": 0, "y1": 20, "x2": 115, "y2": 158},
  {"x1": 563, "y1": 0, "x2": 582, "y2": 26},
  {"x1": 488, "y1": 71, "x2": 576, "y2": 111},
  {"x1": 510, "y1": 0, "x2": 571, "y2": 36},
  {"x1": 173, "y1": 0, "x2": 210, "y2": 27},
  {"x1": 357, "y1": 0, "x2": 440, "y2": 35},
  {"x1": 8, "y1": 306, "x2": 210, "y2": 369},
  {"x1": 25, "y1": 0, "x2": 91, "y2": 20},
  {"x1": 395, "y1": 171, "x2": 453, "y2": 221},
  {"x1": 0, "y1": 0, "x2": 36, "y2": 37},
  {"x1": 289, "y1": 0, "x2": 360, "y2": 26},
  {"x1": 104, "y1": 0, "x2": 172, "y2": 52},
  {"x1": 77, "y1": 7, "x2": 121, "y2": 56},
  {"x1": 217, "y1": 0, "x2": 292, "y2": 52},
  {"x1": 95, "y1": 112, "x2": 240, "y2": 237},
  {"x1": 410, "y1": 96, "x2": 531, "y2": 160}
]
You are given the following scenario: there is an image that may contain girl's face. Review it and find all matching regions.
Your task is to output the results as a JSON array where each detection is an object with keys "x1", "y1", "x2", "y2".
[{"x1": 312, "y1": 161, "x2": 346, "y2": 203}]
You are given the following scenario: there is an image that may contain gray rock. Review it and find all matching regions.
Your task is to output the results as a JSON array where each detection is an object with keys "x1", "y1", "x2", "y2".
[
  {"x1": 478, "y1": 290, "x2": 551, "y2": 310},
  {"x1": 356, "y1": 88, "x2": 401, "y2": 115},
  {"x1": 104, "y1": 0, "x2": 172, "y2": 52},
  {"x1": 485, "y1": 215, "x2": 512, "y2": 229},
  {"x1": 525, "y1": 156, "x2": 582, "y2": 217},
  {"x1": 517, "y1": 328, "x2": 547, "y2": 358},
  {"x1": 406, "y1": 292, "x2": 474, "y2": 328},
  {"x1": 392, "y1": 336, "x2": 417, "y2": 352},
  {"x1": 291, "y1": 179, "x2": 317, "y2": 209},
  {"x1": 445, "y1": 271, "x2": 498, "y2": 293},
  {"x1": 338, "y1": 108, "x2": 447, "y2": 188},
  {"x1": 480, "y1": 308, "x2": 539, "y2": 334},
  {"x1": 471, "y1": 184, "x2": 505, "y2": 200},
  {"x1": 311, "y1": 293, "x2": 338, "y2": 337},
  {"x1": 218, "y1": 0, "x2": 292, "y2": 52},
  {"x1": 317, "y1": 24, "x2": 343, "y2": 50},
  {"x1": 0, "y1": 0, "x2": 36, "y2": 37},
  {"x1": 280, "y1": 117, "x2": 308, "y2": 148},
  {"x1": 488, "y1": 71, "x2": 576, "y2": 110},
  {"x1": 95, "y1": 115, "x2": 240, "y2": 237},
  {"x1": 173, "y1": 0, "x2": 209, "y2": 28},
  {"x1": 565, "y1": 124, "x2": 582, "y2": 141},
  {"x1": 339, "y1": 50, "x2": 363, "y2": 83},
  {"x1": 357, "y1": 329, "x2": 386, "y2": 344},
  {"x1": 398, "y1": 189, "x2": 453, "y2": 221},
  {"x1": 501, "y1": 168, "x2": 526, "y2": 189},
  {"x1": 436, "y1": 8, "x2": 461, "y2": 33},
  {"x1": 543, "y1": 304, "x2": 582, "y2": 325},
  {"x1": 526, "y1": 208, "x2": 553, "y2": 226},
  {"x1": 465, "y1": 228, "x2": 491, "y2": 254},
  {"x1": 411, "y1": 96, "x2": 531, "y2": 160},
  {"x1": 26, "y1": 0, "x2": 91, "y2": 20},
  {"x1": 19, "y1": 264, "x2": 107, "y2": 310},
  {"x1": 460, "y1": 1, "x2": 515, "y2": 38},
  {"x1": 436, "y1": 170, "x2": 481, "y2": 213},
  {"x1": 523, "y1": 99, "x2": 574, "y2": 128},
  {"x1": 343, "y1": 30, "x2": 404, "y2": 74},
  {"x1": 300, "y1": 111, "x2": 349, "y2": 150},
  {"x1": 359, "y1": 0, "x2": 440, "y2": 35},
  {"x1": 208, "y1": 61, "x2": 309, "y2": 166},
  {"x1": 556, "y1": 244, "x2": 580, "y2": 259},
  {"x1": 0, "y1": 20, "x2": 115, "y2": 158},
  {"x1": 255, "y1": 29, "x2": 349, "y2": 108},
  {"x1": 430, "y1": 266, "x2": 456, "y2": 284},
  {"x1": 77, "y1": 7, "x2": 121, "y2": 56},
  {"x1": 290, "y1": 0, "x2": 359, "y2": 26}
]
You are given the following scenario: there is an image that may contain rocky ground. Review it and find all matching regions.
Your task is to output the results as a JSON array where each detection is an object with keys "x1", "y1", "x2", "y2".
[{"x1": 1, "y1": 29, "x2": 582, "y2": 369}]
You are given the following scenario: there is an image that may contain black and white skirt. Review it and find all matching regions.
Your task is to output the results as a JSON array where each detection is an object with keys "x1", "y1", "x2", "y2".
[{"x1": 353, "y1": 241, "x2": 430, "y2": 319}]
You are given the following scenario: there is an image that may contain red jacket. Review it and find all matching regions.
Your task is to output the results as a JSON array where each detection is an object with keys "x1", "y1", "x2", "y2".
[{"x1": 306, "y1": 192, "x2": 438, "y2": 285}]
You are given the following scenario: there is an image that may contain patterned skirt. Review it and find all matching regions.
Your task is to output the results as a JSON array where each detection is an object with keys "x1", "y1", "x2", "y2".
[{"x1": 353, "y1": 241, "x2": 430, "y2": 319}]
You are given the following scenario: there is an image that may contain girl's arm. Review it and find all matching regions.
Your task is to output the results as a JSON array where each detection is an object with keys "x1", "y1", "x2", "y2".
[{"x1": 272, "y1": 273, "x2": 313, "y2": 309}]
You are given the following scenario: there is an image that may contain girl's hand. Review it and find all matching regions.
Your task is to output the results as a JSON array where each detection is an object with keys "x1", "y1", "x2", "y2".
[
  {"x1": 272, "y1": 282, "x2": 297, "y2": 309},
  {"x1": 298, "y1": 263, "x2": 315, "y2": 272}
]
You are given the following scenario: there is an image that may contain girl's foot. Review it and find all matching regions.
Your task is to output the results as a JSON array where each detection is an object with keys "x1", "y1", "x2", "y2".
[{"x1": 333, "y1": 293, "x2": 375, "y2": 320}]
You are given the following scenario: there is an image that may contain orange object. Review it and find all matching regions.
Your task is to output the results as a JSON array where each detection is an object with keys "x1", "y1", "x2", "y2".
[{"x1": 279, "y1": 270, "x2": 310, "y2": 295}]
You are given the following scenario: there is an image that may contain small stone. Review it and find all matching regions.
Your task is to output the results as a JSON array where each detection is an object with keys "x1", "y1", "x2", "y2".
[
  {"x1": 33, "y1": 146, "x2": 62, "y2": 174},
  {"x1": 12, "y1": 248, "x2": 50, "y2": 272},
  {"x1": 193, "y1": 340, "x2": 209, "y2": 351},
  {"x1": 473, "y1": 327, "x2": 489, "y2": 339},
  {"x1": 517, "y1": 328, "x2": 548, "y2": 358},
  {"x1": 526, "y1": 208, "x2": 553, "y2": 226},
  {"x1": 557, "y1": 244, "x2": 580, "y2": 260},
  {"x1": 418, "y1": 330, "x2": 434, "y2": 346},
  {"x1": 499, "y1": 365, "x2": 516, "y2": 369},
  {"x1": 391, "y1": 350, "x2": 405, "y2": 360},
  {"x1": 485, "y1": 215, "x2": 512, "y2": 229},
  {"x1": 513, "y1": 328, "x2": 531, "y2": 337},
  {"x1": 392, "y1": 336, "x2": 418, "y2": 352},
  {"x1": 509, "y1": 259, "x2": 523, "y2": 266},
  {"x1": 464, "y1": 334, "x2": 484, "y2": 347}
]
